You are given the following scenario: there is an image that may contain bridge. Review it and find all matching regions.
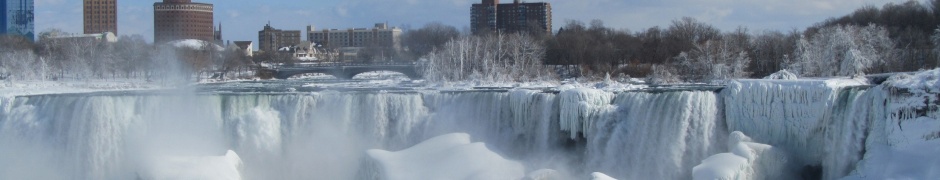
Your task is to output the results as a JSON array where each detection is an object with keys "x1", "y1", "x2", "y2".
[{"x1": 263, "y1": 62, "x2": 424, "y2": 79}]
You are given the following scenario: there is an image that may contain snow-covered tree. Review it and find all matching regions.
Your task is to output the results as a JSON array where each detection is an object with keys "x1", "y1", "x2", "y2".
[
  {"x1": 672, "y1": 38, "x2": 752, "y2": 83},
  {"x1": 933, "y1": 26, "x2": 940, "y2": 59},
  {"x1": 425, "y1": 33, "x2": 553, "y2": 82},
  {"x1": 791, "y1": 25, "x2": 895, "y2": 77}
]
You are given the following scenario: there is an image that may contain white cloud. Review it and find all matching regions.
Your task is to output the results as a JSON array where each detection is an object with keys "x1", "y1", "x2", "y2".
[
  {"x1": 228, "y1": 10, "x2": 240, "y2": 18},
  {"x1": 334, "y1": 6, "x2": 349, "y2": 17}
]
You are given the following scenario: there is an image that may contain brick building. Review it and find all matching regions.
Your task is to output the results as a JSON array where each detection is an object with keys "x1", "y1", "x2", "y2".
[
  {"x1": 471, "y1": 0, "x2": 551, "y2": 34},
  {"x1": 258, "y1": 23, "x2": 301, "y2": 53},
  {"x1": 153, "y1": 0, "x2": 214, "y2": 44},
  {"x1": 83, "y1": 0, "x2": 116, "y2": 35}
]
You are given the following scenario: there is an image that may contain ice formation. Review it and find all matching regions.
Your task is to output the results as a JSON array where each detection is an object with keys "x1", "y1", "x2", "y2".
[
  {"x1": 364, "y1": 133, "x2": 525, "y2": 180},
  {"x1": 1, "y1": 70, "x2": 939, "y2": 179},
  {"x1": 558, "y1": 88, "x2": 614, "y2": 139},
  {"x1": 845, "y1": 69, "x2": 940, "y2": 179},
  {"x1": 144, "y1": 150, "x2": 244, "y2": 180},
  {"x1": 763, "y1": 69, "x2": 799, "y2": 80},
  {"x1": 692, "y1": 131, "x2": 791, "y2": 180},
  {"x1": 723, "y1": 78, "x2": 875, "y2": 179}
]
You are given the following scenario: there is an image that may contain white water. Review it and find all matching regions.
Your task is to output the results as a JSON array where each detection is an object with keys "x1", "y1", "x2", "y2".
[
  {"x1": 585, "y1": 91, "x2": 723, "y2": 179},
  {"x1": 0, "y1": 77, "x2": 936, "y2": 179}
]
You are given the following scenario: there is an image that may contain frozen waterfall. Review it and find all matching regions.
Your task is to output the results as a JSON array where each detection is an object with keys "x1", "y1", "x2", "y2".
[{"x1": 1, "y1": 75, "x2": 938, "y2": 179}]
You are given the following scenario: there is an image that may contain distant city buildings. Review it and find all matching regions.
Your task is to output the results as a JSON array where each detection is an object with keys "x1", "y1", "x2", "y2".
[
  {"x1": 153, "y1": 0, "x2": 216, "y2": 44},
  {"x1": 471, "y1": 0, "x2": 551, "y2": 34},
  {"x1": 83, "y1": 0, "x2": 116, "y2": 35},
  {"x1": 258, "y1": 23, "x2": 301, "y2": 53},
  {"x1": 1, "y1": 0, "x2": 34, "y2": 41},
  {"x1": 306, "y1": 23, "x2": 402, "y2": 50}
]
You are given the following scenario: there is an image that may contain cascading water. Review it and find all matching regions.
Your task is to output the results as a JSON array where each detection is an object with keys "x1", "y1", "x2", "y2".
[
  {"x1": 721, "y1": 79, "x2": 894, "y2": 179},
  {"x1": 584, "y1": 90, "x2": 725, "y2": 179},
  {"x1": 0, "y1": 75, "x2": 937, "y2": 180}
]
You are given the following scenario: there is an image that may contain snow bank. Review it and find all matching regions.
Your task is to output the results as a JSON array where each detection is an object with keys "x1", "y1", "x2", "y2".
[
  {"x1": 692, "y1": 132, "x2": 791, "y2": 180},
  {"x1": 763, "y1": 69, "x2": 798, "y2": 80},
  {"x1": 845, "y1": 139, "x2": 940, "y2": 180},
  {"x1": 364, "y1": 133, "x2": 525, "y2": 180},
  {"x1": 591, "y1": 172, "x2": 617, "y2": 180},
  {"x1": 883, "y1": 68, "x2": 940, "y2": 94},
  {"x1": 145, "y1": 150, "x2": 243, "y2": 180}
]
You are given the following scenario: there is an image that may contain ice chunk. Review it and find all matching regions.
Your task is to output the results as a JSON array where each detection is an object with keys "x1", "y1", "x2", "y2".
[
  {"x1": 365, "y1": 133, "x2": 525, "y2": 180},
  {"x1": 693, "y1": 132, "x2": 792, "y2": 180}
]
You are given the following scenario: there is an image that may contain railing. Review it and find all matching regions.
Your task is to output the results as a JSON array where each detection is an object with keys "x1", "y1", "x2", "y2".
[{"x1": 272, "y1": 61, "x2": 420, "y2": 68}]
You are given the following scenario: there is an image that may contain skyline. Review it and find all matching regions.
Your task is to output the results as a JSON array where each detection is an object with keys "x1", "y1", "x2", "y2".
[{"x1": 36, "y1": 0, "x2": 913, "y2": 43}]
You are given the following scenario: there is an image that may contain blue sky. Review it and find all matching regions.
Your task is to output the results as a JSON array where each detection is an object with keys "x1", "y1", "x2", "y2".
[{"x1": 35, "y1": 0, "x2": 912, "y2": 43}]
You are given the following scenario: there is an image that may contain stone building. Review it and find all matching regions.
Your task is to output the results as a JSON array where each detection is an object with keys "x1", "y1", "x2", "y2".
[
  {"x1": 258, "y1": 23, "x2": 301, "y2": 53},
  {"x1": 153, "y1": 0, "x2": 214, "y2": 44}
]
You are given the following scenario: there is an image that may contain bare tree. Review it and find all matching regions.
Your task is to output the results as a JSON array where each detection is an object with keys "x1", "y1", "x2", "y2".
[{"x1": 425, "y1": 33, "x2": 552, "y2": 82}]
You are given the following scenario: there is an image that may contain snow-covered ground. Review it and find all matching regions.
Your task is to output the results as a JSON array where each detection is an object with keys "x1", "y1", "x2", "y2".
[{"x1": 365, "y1": 133, "x2": 525, "y2": 180}]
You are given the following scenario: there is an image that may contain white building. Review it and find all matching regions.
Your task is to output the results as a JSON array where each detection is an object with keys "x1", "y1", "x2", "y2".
[
  {"x1": 307, "y1": 23, "x2": 402, "y2": 50},
  {"x1": 232, "y1": 41, "x2": 254, "y2": 57},
  {"x1": 278, "y1": 41, "x2": 334, "y2": 61}
]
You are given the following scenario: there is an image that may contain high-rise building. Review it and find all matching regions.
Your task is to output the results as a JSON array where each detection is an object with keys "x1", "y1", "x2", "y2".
[
  {"x1": 307, "y1": 23, "x2": 402, "y2": 49},
  {"x1": 1, "y1": 0, "x2": 34, "y2": 41},
  {"x1": 471, "y1": 0, "x2": 551, "y2": 34},
  {"x1": 258, "y1": 23, "x2": 301, "y2": 52},
  {"x1": 83, "y1": 0, "x2": 116, "y2": 35},
  {"x1": 153, "y1": 0, "x2": 214, "y2": 44}
]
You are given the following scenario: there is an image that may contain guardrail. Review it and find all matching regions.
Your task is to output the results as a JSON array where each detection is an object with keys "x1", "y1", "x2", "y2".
[{"x1": 272, "y1": 62, "x2": 420, "y2": 68}]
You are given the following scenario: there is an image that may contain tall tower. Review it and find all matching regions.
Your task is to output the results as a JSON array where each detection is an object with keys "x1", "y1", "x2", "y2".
[
  {"x1": 153, "y1": 0, "x2": 214, "y2": 44},
  {"x1": 470, "y1": 0, "x2": 499, "y2": 34},
  {"x1": 1, "y1": 0, "x2": 34, "y2": 41},
  {"x1": 83, "y1": 0, "x2": 117, "y2": 35},
  {"x1": 470, "y1": 0, "x2": 551, "y2": 34}
]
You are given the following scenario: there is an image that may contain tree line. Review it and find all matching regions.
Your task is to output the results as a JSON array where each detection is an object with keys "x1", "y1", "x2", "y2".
[
  {"x1": 3, "y1": 0, "x2": 940, "y2": 84},
  {"x1": 0, "y1": 30, "x2": 254, "y2": 83},
  {"x1": 403, "y1": 0, "x2": 940, "y2": 83}
]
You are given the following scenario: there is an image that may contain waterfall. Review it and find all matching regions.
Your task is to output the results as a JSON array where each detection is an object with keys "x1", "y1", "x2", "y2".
[
  {"x1": 0, "y1": 77, "x2": 936, "y2": 180},
  {"x1": 585, "y1": 91, "x2": 724, "y2": 179}
]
